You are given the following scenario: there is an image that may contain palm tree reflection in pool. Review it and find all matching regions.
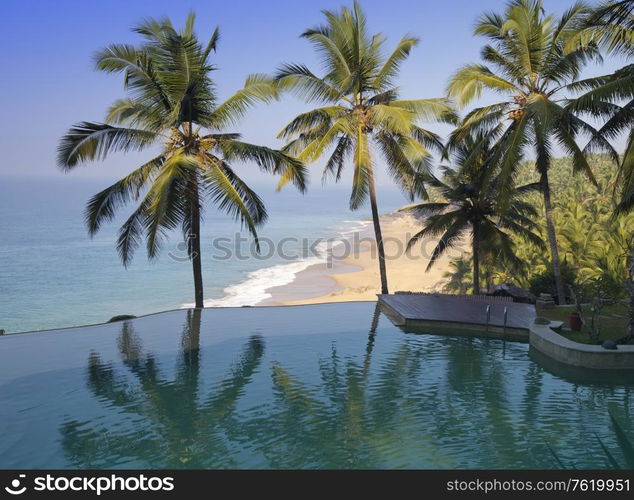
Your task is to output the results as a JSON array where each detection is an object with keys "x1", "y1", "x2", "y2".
[
  {"x1": 59, "y1": 305, "x2": 443, "y2": 469},
  {"x1": 59, "y1": 306, "x2": 628, "y2": 469},
  {"x1": 60, "y1": 310, "x2": 265, "y2": 468}
]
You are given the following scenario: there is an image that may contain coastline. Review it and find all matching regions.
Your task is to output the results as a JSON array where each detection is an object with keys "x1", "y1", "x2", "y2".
[{"x1": 260, "y1": 210, "x2": 469, "y2": 306}]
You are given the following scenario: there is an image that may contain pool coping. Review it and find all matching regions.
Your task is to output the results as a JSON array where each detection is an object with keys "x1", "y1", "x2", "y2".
[
  {"x1": 529, "y1": 321, "x2": 634, "y2": 370},
  {"x1": 0, "y1": 301, "x2": 381, "y2": 337}
]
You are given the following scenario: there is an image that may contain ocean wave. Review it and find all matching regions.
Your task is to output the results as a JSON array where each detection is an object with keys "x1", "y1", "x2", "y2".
[
  {"x1": 181, "y1": 219, "x2": 371, "y2": 308},
  {"x1": 192, "y1": 257, "x2": 322, "y2": 308}
]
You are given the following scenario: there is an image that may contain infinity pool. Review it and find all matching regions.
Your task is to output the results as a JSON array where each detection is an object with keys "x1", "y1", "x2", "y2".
[{"x1": 1, "y1": 302, "x2": 632, "y2": 469}]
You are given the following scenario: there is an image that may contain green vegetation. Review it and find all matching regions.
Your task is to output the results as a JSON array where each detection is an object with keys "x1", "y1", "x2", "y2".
[
  {"x1": 505, "y1": 156, "x2": 633, "y2": 296},
  {"x1": 573, "y1": 0, "x2": 634, "y2": 340},
  {"x1": 275, "y1": 1, "x2": 456, "y2": 294},
  {"x1": 437, "y1": 0, "x2": 634, "y2": 344},
  {"x1": 58, "y1": 14, "x2": 305, "y2": 308},
  {"x1": 538, "y1": 302, "x2": 630, "y2": 344},
  {"x1": 447, "y1": 0, "x2": 617, "y2": 304},
  {"x1": 443, "y1": 156, "x2": 634, "y2": 340},
  {"x1": 405, "y1": 133, "x2": 543, "y2": 294}
]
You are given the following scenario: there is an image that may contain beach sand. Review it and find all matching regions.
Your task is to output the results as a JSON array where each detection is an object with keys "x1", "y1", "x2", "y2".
[{"x1": 262, "y1": 210, "x2": 469, "y2": 306}]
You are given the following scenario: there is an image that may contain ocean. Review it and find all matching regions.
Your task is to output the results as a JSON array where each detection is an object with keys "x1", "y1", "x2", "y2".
[{"x1": 0, "y1": 176, "x2": 409, "y2": 333}]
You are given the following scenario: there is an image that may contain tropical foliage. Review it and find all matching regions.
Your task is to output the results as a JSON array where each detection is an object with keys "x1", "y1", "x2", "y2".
[
  {"x1": 275, "y1": 1, "x2": 456, "y2": 293},
  {"x1": 446, "y1": 0, "x2": 618, "y2": 303},
  {"x1": 570, "y1": 1, "x2": 634, "y2": 215},
  {"x1": 405, "y1": 133, "x2": 543, "y2": 294},
  {"x1": 57, "y1": 14, "x2": 305, "y2": 308},
  {"x1": 445, "y1": 156, "x2": 634, "y2": 303},
  {"x1": 442, "y1": 258, "x2": 473, "y2": 295},
  {"x1": 565, "y1": 0, "x2": 634, "y2": 337}
]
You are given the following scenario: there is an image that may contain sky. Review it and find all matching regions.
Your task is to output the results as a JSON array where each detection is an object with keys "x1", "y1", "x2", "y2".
[{"x1": 0, "y1": 0, "x2": 629, "y2": 189}]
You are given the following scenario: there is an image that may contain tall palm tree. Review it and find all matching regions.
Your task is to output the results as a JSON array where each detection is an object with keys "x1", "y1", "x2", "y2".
[
  {"x1": 571, "y1": 0, "x2": 634, "y2": 337},
  {"x1": 447, "y1": 0, "x2": 617, "y2": 303},
  {"x1": 569, "y1": 1, "x2": 634, "y2": 214},
  {"x1": 405, "y1": 134, "x2": 543, "y2": 295},
  {"x1": 274, "y1": 1, "x2": 456, "y2": 294},
  {"x1": 57, "y1": 14, "x2": 306, "y2": 308}
]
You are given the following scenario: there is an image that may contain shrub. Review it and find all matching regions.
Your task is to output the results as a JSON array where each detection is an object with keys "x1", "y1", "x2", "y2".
[
  {"x1": 528, "y1": 261, "x2": 577, "y2": 303},
  {"x1": 108, "y1": 315, "x2": 137, "y2": 323}
]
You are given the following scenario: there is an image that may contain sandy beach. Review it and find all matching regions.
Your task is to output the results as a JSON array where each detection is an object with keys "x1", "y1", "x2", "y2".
[{"x1": 262, "y1": 210, "x2": 469, "y2": 306}]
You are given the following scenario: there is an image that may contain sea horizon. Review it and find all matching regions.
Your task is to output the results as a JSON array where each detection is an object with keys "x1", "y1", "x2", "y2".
[{"x1": 0, "y1": 174, "x2": 410, "y2": 333}]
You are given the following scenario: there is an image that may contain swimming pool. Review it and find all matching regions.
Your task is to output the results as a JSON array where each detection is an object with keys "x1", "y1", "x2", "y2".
[{"x1": 1, "y1": 302, "x2": 632, "y2": 469}]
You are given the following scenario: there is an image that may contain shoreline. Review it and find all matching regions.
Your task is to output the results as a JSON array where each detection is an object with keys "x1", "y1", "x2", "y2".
[
  {"x1": 4, "y1": 210, "x2": 465, "y2": 334},
  {"x1": 260, "y1": 210, "x2": 468, "y2": 306}
]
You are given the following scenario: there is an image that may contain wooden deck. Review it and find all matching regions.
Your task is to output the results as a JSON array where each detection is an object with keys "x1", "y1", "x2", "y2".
[{"x1": 378, "y1": 293, "x2": 536, "y2": 341}]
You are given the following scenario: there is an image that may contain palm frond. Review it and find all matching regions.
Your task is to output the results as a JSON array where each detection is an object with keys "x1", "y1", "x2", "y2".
[
  {"x1": 322, "y1": 135, "x2": 353, "y2": 182},
  {"x1": 391, "y1": 98, "x2": 459, "y2": 124},
  {"x1": 375, "y1": 131, "x2": 429, "y2": 200},
  {"x1": 144, "y1": 152, "x2": 200, "y2": 259},
  {"x1": 277, "y1": 106, "x2": 346, "y2": 139},
  {"x1": 372, "y1": 35, "x2": 419, "y2": 89},
  {"x1": 58, "y1": 122, "x2": 157, "y2": 169},
  {"x1": 447, "y1": 64, "x2": 520, "y2": 108},
  {"x1": 209, "y1": 74, "x2": 281, "y2": 128},
  {"x1": 116, "y1": 193, "x2": 154, "y2": 267},
  {"x1": 85, "y1": 155, "x2": 163, "y2": 235},
  {"x1": 350, "y1": 128, "x2": 371, "y2": 210},
  {"x1": 219, "y1": 140, "x2": 307, "y2": 192},
  {"x1": 275, "y1": 63, "x2": 346, "y2": 103},
  {"x1": 201, "y1": 156, "x2": 265, "y2": 248}
]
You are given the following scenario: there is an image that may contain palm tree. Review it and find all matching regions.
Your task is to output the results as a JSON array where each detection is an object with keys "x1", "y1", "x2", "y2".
[
  {"x1": 442, "y1": 257, "x2": 473, "y2": 295},
  {"x1": 57, "y1": 14, "x2": 306, "y2": 308},
  {"x1": 447, "y1": 0, "x2": 617, "y2": 303},
  {"x1": 405, "y1": 134, "x2": 543, "y2": 295},
  {"x1": 274, "y1": 1, "x2": 456, "y2": 294},
  {"x1": 569, "y1": 0, "x2": 634, "y2": 215},
  {"x1": 575, "y1": 0, "x2": 634, "y2": 338}
]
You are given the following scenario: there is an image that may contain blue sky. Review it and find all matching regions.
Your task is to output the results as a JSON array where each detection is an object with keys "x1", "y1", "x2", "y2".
[{"x1": 0, "y1": 0, "x2": 628, "y2": 187}]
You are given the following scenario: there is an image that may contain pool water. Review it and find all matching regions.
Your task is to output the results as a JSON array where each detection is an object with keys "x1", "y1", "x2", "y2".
[{"x1": 0, "y1": 302, "x2": 632, "y2": 469}]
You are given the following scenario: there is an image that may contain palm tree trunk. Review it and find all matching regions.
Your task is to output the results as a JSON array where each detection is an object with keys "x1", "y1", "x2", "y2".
[
  {"x1": 472, "y1": 223, "x2": 480, "y2": 295},
  {"x1": 185, "y1": 123, "x2": 204, "y2": 309},
  {"x1": 627, "y1": 289, "x2": 634, "y2": 339},
  {"x1": 181, "y1": 308, "x2": 202, "y2": 399},
  {"x1": 627, "y1": 248, "x2": 634, "y2": 337},
  {"x1": 368, "y1": 172, "x2": 389, "y2": 294},
  {"x1": 190, "y1": 184, "x2": 204, "y2": 309},
  {"x1": 363, "y1": 303, "x2": 381, "y2": 379},
  {"x1": 540, "y1": 170, "x2": 566, "y2": 304}
]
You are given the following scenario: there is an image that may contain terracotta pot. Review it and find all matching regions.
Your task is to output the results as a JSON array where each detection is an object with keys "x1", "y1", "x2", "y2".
[{"x1": 569, "y1": 312, "x2": 582, "y2": 331}]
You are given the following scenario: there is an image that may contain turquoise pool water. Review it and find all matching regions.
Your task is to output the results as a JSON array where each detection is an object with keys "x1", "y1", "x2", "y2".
[{"x1": 0, "y1": 302, "x2": 632, "y2": 469}]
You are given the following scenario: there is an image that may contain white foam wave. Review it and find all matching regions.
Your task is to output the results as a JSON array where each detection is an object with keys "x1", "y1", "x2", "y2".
[
  {"x1": 181, "y1": 218, "x2": 371, "y2": 309},
  {"x1": 188, "y1": 258, "x2": 321, "y2": 308}
]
